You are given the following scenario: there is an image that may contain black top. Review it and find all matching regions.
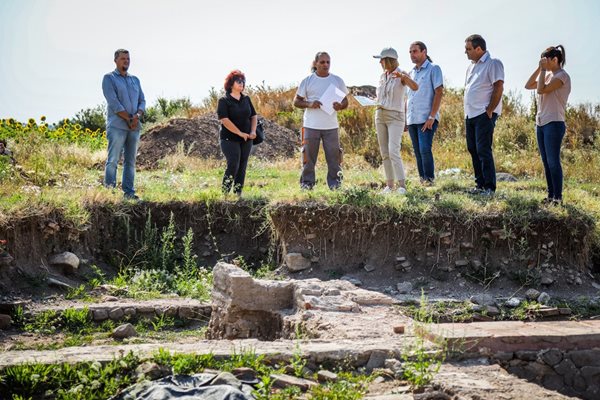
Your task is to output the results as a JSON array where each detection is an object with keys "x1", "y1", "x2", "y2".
[{"x1": 217, "y1": 93, "x2": 257, "y2": 142}]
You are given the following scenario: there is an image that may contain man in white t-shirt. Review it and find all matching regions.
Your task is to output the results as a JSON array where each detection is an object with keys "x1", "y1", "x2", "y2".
[
  {"x1": 464, "y1": 34, "x2": 504, "y2": 195},
  {"x1": 294, "y1": 51, "x2": 349, "y2": 189}
]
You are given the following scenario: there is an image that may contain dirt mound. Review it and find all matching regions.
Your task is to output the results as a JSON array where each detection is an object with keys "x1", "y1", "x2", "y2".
[
  {"x1": 348, "y1": 85, "x2": 376, "y2": 98},
  {"x1": 137, "y1": 114, "x2": 300, "y2": 168}
]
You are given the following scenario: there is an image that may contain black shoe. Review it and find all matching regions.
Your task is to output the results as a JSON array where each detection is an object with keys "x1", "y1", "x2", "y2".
[
  {"x1": 300, "y1": 183, "x2": 314, "y2": 190},
  {"x1": 480, "y1": 189, "x2": 495, "y2": 197},
  {"x1": 467, "y1": 187, "x2": 484, "y2": 194},
  {"x1": 123, "y1": 193, "x2": 141, "y2": 201}
]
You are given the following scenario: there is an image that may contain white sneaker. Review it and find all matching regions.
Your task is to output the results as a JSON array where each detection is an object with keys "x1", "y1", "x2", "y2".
[
  {"x1": 380, "y1": 186, "x2": 393, "y2": 195},
  {"x1": 396, "y1": 187, "x2": 407, "y2": 195}
]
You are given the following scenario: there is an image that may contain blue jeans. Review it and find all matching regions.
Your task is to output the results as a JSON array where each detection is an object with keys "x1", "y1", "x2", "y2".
[
  {"x1": 537, "y1": 121, "x2": 565, "y2": 200},
  {"x1": 466, "y1": 113, "x2": 498, "y2": 191},
  {"x1": 407, "y1": 120, "x2": 438, "y2": 182},
  {"x1": 221, "y1": 139, "x2": 253, "y2": 194},
  {"x1": 104, "y1": 127, "x2": 140, "y2": 196}
]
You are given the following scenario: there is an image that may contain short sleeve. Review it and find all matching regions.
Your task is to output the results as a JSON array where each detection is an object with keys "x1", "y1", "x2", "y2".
[
  {"x1": 337, "y1": 76, "x2": 349, "y2": 95},
  {"x1": 490, "y1": 59, "x2": 505, "y2": 84},
  {"x1": 217, "y1": 97, "x2": 229, "y2": 119},
  {"x1": 554, "y1": 70, "x2": 568, "y2": 85},
  {"x1": 248, "y1": 97, "x2": 257, "y2": 117},
  {"x1": 296, "y1": 77, "x2": 308, "y2": 98},
  {"x1": 432, "y1": 65, "x2": 444, "y2": 89}
]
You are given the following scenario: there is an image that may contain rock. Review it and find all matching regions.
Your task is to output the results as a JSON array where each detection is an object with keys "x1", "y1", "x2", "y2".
[
  {"x1": 232, "y1": 367, "x2": 259, "y2": 384},
  {"x1": 350, "y1": 290, "x2": 395, "y2": 306},
  {"x1": 575, "y1": 277, "x2": 583, "y2": 285},
  {"x1": 340, "y1": 276, "x2": 363, "y2": 286},
  {"x1": 135, "y1": 362, "x2": 171, "y2": 380},
  {"x1": 592, "y1": 282, "x2": 600, "y2": 290},
  {"x1": 496, "y1": 172, "x2": 517, "y2": 182},
  {"x1": 486, "y1": 306, "x2": 500, "y2": 316},
  {"x1": 92, "y1": 308, "x2": 109, "y2": 321},
  {"x1": 108, "y1": 307, "x2": 124, "y2": 320},
  {"x1": 525, "y1": 288, "x2": 540, "y2": 300},
  {"x1": 580, "y1": 366, "x2": 600, "y2": 386},
  {"x1": 569, "y1": 349, "x2": 600, "y2": 368},
  {"x1": 0, "y1": 313, "x2": 12, "y2": 330},
  {"x1": 455, "y1": 259, "x2": 469, "y2": 267},
  {"x1": 123, "y1": 307, "x2": 136, "y2": 317},
  {"x1": 537, "y1": 292, "x2": 551, "y2": 305},
  {"x1": 470, "y1": 294, "x2": 495, "y2": 306},
  {"x1": 366, "y1": 350, "x2": 390, "y2": 371},
  {"x1": 539, "y1": 349, "x2": 563, "y2": 366},
  {"x1": 305, "y1": 233, "x2": 317, "y2": 240},
  {"x1": 112, "y1": 323, "x2": 137, "y2": 339},
  {"x1": 541, "y1": 372, "x2": 564, "y2": 391},
  {"x1": 285, "y1": 253, "x2": 311, "y2": 272},
  {"x1": 393, "y1": 325, "x2": 405, "y2": 334},
  {"x1": 505, "y1": 297, "x2": 521, "y2": 308},
  {"x1": 384, "y1": 358, "x2": 403, "y2": 377},
  {"x1": 317, "y1": 370, "x2": 338, "y2": 382},
  {"x1": 0, "y1": 253, "x2": 13, "y2": 267},
  {"x1": 207, "y1": 263, "x2": 294, "y2": 340},
  {"x1": 178, "y1": 306, "x2": 201, "y2": 319},
  {"x1": 553, "y1": 358, "x2": 577, "y2": 378},
  {"x1": 48, "y1": 251, "x2": 80, "y2": 274},
  {"x1": 396, "y1": 282, "x2": 412, "y2": 294},
  {"x1": 270, "y1": 373, "x2": 318, "y2": 391},
  {"x1": 102, "y1": 295, "x2": 119, "y2": 302},
  {"x1": 211, "y1": 372, "x2": 243, "y2": 389},
  {"x1": 364, "y1": 264, "x2": 376, "y2": 272},
  {"x1": 541, "y1": 275, "x2": 554, "y2": 285}
]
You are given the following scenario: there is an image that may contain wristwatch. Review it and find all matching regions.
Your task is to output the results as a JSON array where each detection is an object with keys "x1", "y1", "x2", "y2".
[{"x1": 427, "y1": 116, "x2": 435, "y2": 120}]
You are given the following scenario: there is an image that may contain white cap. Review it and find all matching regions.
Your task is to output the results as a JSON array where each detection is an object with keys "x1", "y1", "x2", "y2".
[{"x1": 373, "y1": 47, "x2": 398, "y2": 60}]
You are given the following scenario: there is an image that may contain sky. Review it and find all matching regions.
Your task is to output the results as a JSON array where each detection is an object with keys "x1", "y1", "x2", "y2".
[{"x1": 1, "y1": 0, "x2": 599, "y2": 123}]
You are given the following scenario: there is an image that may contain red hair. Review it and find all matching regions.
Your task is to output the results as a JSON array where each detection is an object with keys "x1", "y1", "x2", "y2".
[{"x1": 224, "y1": 70, "x2": 246, "y2": 92}]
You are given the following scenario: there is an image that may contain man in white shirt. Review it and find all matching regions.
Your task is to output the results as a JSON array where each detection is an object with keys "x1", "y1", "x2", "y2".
[
  {"x1": 294, "y1": 52, "x2": 349, "y2": 190},
  {"x1": 464, "y1": 34, "x2": 504, "y2": 195}
]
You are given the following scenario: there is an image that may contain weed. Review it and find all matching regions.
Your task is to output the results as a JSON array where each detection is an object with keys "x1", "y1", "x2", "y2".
[
  {"x1": 290, "y1": 325, "x2": 307, "y2": 377},
  {"x1": 402, "y1": 291, "x2": 446, "y2": 388},
  {"x1": 61, "y1": 307, "x2": 92, "y2": 334},
  {"x1": 307, "y1": 371, "x2": 369, "y2": 400},
  {"x1": 10, "y1": 305, "x2": 24, "y2": 328},
  {"x1": 65, "y1": 284, "x2": 91, "y2": 300}
]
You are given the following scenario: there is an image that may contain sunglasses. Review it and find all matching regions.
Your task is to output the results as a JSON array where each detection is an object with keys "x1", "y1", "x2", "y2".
[{"x1": 234, "y1": 78, "x2": 246, "y2": 84}]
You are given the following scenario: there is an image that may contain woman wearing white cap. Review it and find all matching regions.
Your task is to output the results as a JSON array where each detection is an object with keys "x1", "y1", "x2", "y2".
[{"x1": 373, "y1": 47, "x2": 418, "y2": 194}]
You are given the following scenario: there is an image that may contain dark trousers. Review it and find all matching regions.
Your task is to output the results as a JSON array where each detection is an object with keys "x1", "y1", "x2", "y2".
[
  {"x1": 220, "y1": 139, "x2": 252, "y2": 194},
  {"x1": 466, "y1": 113, "x2": 498, "y2": 191},
  {"x1": 407, "y1": 120, "x2": 438, "y2": 182},
  {"x1": 537, "y1": 121, "x2": 565, "y2": 200},
  {"x1": 301, "y1": 127, "x2": 342, "y2": 189}
]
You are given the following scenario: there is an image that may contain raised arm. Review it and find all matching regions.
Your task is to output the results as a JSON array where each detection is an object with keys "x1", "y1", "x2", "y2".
[{"x1": 525, "y1": 65, "x2": 541, "y2": 90}]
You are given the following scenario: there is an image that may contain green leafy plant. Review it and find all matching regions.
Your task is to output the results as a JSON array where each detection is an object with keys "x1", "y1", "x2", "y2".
[{"x1": 402, "y1": 291, "x2": 446, "y2": 387}]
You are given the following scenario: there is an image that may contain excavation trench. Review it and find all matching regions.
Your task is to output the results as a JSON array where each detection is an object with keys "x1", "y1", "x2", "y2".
[
  {"x1": 0, "y1": 200, "x2": 599, "y2": 399},
  {"x1": 0, "y1": 199, "x2": 595, "y2": 292}
]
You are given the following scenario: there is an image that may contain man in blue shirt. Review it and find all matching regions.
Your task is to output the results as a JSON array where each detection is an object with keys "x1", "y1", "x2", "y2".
[
  {"x1": 406, "y1": 41, "x2": 444, "y2": 184},
  {"x1": 102, "y1": 49, "x2": 146, "y2": 200}
]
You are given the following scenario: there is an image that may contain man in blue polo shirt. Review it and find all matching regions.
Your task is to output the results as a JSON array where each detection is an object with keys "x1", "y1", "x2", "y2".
[
  {"x1": 406, "y1": 41, "x2": 444, "y2": 185},
  {"x1": 464, "y1": 34, "x2": 504, "y2": 195},
  {"x1": 102, "y1": 49, "x2": 146, "y2": 200}
]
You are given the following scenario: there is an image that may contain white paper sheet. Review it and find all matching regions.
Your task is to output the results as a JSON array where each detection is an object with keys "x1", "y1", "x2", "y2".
[
  {"x1": 319, "y1": 84, "x2": 346, "y2": 115},
  {"x1": 353, "y1": 95, "x2": 377, "y2": 107}
]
